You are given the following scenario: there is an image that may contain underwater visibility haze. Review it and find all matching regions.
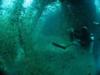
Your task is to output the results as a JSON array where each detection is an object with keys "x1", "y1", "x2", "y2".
[{"x1": 0, "y1": 0, "x2": 100, "y2": 75}]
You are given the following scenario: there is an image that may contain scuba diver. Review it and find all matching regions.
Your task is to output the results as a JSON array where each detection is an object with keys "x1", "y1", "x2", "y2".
[
  {"x1": 70, "y1": 26, "x2": 92, "y2": 48},
  {"x1": 53, "y1": 26, "x2": 93, "y2": 50}
]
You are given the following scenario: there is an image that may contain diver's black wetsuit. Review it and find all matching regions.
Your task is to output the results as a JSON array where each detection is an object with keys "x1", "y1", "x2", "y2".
[{"x1": 72, "y1": 26, "x2": 92, "y2": 48}]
